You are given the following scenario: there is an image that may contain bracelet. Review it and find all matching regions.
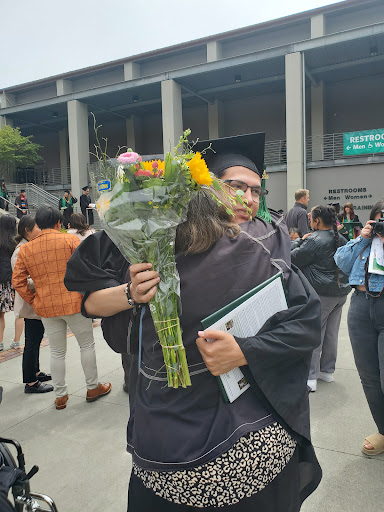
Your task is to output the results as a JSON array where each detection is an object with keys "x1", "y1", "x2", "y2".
[{"x1": 124, "y1": 281, "x2": 136, "y2": 307}]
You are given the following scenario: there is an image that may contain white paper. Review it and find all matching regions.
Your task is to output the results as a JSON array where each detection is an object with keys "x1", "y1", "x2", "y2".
[
  {"x1": 368, "y1": 237, "x2": 384, "y2": 276},
  {"x1": 205, "y1": 277, "x2": 288, "y2": 402}
]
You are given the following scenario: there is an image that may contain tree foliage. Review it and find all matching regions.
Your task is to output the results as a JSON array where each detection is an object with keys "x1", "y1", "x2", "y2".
[{"x1": 0, "y1": 125, "x2": 42, "y2": 176}]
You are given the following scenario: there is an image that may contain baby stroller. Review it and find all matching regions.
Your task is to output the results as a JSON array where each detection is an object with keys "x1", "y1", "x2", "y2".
[{"x1": 0, "y1": 436, "x2": 58, "y2": 512}]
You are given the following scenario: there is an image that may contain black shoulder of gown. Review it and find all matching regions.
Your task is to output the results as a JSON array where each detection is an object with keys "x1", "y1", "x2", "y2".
[{"x1": 64, "y1": 230, "x2": 128, "y2": 295}]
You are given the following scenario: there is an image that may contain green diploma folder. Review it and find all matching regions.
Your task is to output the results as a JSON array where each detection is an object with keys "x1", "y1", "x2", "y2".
[{"x1": 201, "y1": 272, "x2": 287, "y2": 403}]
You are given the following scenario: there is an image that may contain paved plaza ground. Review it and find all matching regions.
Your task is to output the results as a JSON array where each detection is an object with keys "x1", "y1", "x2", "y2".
[{"x1": 1, "y1": 298, "x2": 384, "y2": 511}]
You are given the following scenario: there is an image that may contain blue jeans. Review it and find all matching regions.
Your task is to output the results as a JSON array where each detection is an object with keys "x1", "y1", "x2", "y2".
[{"x1": 348, "y1": 290, "x2": 384, "y2": 434}]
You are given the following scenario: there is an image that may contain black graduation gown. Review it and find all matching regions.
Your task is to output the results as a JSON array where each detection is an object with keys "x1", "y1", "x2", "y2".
[
  {"x1": 65, "y1": 215, "x2": 322, "y2": 504},
  {"x1": 80, "y1": 193, "x2": 94, "y2": 225}
]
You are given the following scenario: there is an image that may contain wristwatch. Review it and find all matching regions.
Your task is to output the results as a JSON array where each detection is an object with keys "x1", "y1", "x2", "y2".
[{"x1": 124, "y1": 281, "x2": 136, "y2": 307}]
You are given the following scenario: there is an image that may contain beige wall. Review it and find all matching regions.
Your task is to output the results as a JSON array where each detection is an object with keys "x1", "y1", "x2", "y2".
[
  {"x1": 307, "y1": 162, "x2": 384, "y2": 224},
  {"x1": 221, "y1": 21, "x2": 310, "y2": 59},
  {"x1": 266, "y1": 171, "x2": 287, "y2": 212},
  {"x1": 326, "y1": 3, "x2": 384, "y2": 34}
]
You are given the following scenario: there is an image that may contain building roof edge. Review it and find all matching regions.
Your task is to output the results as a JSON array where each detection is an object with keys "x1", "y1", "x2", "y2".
[{"x1": 0, "y1": 0, "x2": 369, "y2": 93}]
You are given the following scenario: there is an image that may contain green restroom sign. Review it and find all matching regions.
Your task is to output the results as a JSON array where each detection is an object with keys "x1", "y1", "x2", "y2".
[{"x1": 343, "y1": 129, "x2": 384, "y2": 156}]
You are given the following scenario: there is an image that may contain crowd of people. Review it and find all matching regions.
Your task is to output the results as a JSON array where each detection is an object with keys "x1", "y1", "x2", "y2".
[{"x1": 0, "y1": 147, "x2": 383, "y2": 511}]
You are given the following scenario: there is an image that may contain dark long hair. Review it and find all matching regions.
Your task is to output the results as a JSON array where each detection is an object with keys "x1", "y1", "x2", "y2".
[
  {"x1": 69, "y1": 213, "x2": 90, "y2": 236},
  {"x1": 15, "y1": 214, "x2": 36, "y2": 243},
  {"x1": 311, "y1": 205, "x2": 341, "y2": 254},
  {"x1": 342, "y1": 202, "x2": 355, "y2": 220},
  {"x1": 370, "y1": 200, "x2": 384, "y2": 220},
  {"x1": 0, "y1": 215, "x2": 17, "y2": 256},
  {"x1": 175, "y1": 189, "x2": 240, "y2": 255}
]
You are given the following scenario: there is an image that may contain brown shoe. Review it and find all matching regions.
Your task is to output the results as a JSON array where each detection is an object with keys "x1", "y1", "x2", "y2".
[
  {"x1": 86, "y1": 383, "x2": 112, "y2": 402},
  {"x1": 55, "y1": 394, "x2": 69, "y2": 410}
]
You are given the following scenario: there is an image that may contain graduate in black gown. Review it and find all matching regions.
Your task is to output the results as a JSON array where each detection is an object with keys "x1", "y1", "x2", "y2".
[
  {"x1": 65, "y1": 133, "x2": 322, "y2": 511},
  {"x1": 80, "y1": 186, "x2": 94, "y2": 226}
]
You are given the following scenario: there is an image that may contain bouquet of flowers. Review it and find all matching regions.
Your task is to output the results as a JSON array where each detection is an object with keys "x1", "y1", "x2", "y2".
[{"x1": 91, "y1": 129, "x2": 250, "y2": 388}]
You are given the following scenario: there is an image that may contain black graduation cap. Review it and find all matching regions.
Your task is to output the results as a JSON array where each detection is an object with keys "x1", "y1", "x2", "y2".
[{"x1": 192, "y1": 132, "x2": 265, "y2": 178}]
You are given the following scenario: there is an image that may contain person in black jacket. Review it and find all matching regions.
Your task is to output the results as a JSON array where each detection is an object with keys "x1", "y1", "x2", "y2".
[{"x1": 291, "y1": 205, "x2": 351, "y2": 392}]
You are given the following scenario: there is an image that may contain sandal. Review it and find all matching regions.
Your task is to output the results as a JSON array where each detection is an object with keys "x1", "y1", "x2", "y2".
[{"x1": 362, "y1": 433, "x2": 384, "y2": 456}]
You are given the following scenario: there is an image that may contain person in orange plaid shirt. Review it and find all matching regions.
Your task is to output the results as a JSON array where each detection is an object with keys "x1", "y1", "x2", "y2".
[{"x1": 12, "y1": 207, "x2": 111, "y2": 410}]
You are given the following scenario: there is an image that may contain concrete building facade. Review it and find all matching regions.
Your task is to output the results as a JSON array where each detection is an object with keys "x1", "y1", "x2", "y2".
[{"x1": 1, "y1": 0, "x2": 384, "y2": 221}]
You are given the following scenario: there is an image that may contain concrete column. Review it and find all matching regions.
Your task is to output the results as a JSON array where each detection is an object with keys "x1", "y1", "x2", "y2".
[
  {"x1": 206, "y1": 41, "x2": 222, "y2": 62},
  {"x1": 67, "y1": 100, "x2": 90, "y2": 199},
  {"x1": 124, "y1": 62, "x2": 140, "y2": 81},
  {"x1": 56, "y1": 79, "x2": 73, "y2": 96},
  {"x1": 0, "y1": 92, "x2": 15, "y2": 108},
  {"x1": 126, "y1": 117, "x2": 136, "y2": 150},
  {"x1": 59, "y1": 129, "x2": 69, "y2": 183},
  {"x1": 208, "y1": 100, "x2": 223, "y2": 139},
  {"x1": 311, "y1": 14, "x2": 326, "y2": 38},
  {"x1": 311, "y1": 82, "x2": 325, "y2": 161},
  {"x1": 310, "y1": 14, "x2": 325, "y2": 163},
  {"x1": 161, "y1": 79, "x2": 183, "y2": 154},
  {"x1": 0, "y1": 116, "x2": 13, "y2": 128},
  {"x1": 285, "y1": 52, "x2": 306, "y2": 207}
]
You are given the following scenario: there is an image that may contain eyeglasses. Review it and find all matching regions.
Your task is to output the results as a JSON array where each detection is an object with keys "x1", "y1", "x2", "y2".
[{"x1": 223, "y1": 180, "x2": 268, "y2": 201}]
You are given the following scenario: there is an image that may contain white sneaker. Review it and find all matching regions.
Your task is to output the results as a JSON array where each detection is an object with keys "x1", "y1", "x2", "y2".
[
  {"x1": 10, "y1": 340, "x2": 20, "y2": 349},
  {"x1": 307, "y1": 379, "x2": 317, "y2": 392},
  {"x1": 319, "y1": 372, "x2": 334, "y2": 383},
  {"x1": 0, "y1": 342, "x2": 3, "y2": 351}
]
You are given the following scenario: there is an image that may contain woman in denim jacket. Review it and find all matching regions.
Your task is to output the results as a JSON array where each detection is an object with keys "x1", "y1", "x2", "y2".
[{"x1": 334, "y1": 200, "x2": 384, "y2": 456}]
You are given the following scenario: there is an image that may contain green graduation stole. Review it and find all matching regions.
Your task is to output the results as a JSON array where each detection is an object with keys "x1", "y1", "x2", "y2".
[{"x1": 256, "y1": 163, "x2": 272, "y2": 223}]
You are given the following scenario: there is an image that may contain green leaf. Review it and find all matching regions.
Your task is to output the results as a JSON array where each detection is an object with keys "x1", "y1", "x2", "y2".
[
  {"x1": 0, "y1": 125, "x2": 42, "y2": 176},
  {"x1": 211, "y1": 180, "x2": 222, "y2": 191}
]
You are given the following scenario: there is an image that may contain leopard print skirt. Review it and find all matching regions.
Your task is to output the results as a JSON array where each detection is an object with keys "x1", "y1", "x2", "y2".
[
  {"x1": 133, "y1": 422, "x2": 297, "y2": 508},
  {"x1": 0, "y1": 282, "x2": 15, "y2": 313}
]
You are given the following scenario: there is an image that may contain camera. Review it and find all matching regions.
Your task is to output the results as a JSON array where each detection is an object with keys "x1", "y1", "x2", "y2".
[{"x1": 371, "y1": 210, "x2": 384, "y2": 237}]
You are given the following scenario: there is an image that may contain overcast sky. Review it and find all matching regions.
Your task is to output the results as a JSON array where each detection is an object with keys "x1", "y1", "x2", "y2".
[{"x1": 1, "y1": 0, "x2": 342, "y2": 89}]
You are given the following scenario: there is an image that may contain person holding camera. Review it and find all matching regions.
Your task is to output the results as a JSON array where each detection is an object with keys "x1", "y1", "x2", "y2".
[{"x1": 334, "y1": 200, "x2": 384, "y2": 456}]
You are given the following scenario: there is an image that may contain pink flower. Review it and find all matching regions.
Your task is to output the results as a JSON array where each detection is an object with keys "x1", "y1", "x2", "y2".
[{"x1": 118, "y1": 151, "x2": 140, "y2": 164}]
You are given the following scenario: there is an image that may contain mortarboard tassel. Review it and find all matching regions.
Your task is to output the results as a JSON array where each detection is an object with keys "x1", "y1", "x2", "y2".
[{"x1": 256, "y1": 164, "x2": 272, "y2": 223}]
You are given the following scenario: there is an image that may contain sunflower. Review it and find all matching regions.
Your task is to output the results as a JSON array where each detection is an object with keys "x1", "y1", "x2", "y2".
[
  {"x1": 142, "y1": 160, "x2": 165, "y2": 174},
  {"x1": 187, "y1": 152, "x2": 212, "y2": 186}
]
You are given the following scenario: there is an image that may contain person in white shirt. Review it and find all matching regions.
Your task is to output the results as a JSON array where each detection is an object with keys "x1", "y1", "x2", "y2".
[{"x1": 67, "y1": 213, "x2": 95, "y2": 242}]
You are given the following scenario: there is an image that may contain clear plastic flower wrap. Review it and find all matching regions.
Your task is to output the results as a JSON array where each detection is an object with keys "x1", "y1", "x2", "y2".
[{"x1": 90, "y1": 129, "x2": 251, "y2": 388}]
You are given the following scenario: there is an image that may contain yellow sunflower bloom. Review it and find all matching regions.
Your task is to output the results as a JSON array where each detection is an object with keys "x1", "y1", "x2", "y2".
[
  {"x1": 187, "y1": 152, "x2": 212, "y2": 186},
  {"x1": 142, "y1": 160, "x2": 165, "y2": 174}
]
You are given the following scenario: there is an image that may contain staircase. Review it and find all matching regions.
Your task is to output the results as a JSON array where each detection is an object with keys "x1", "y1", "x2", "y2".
[
  {"x1": 4, "y1": 183, "x2": 102, "y2": 229},
  {"x1": 6, "y1": 183, "x2": 58, "y2": 215}
]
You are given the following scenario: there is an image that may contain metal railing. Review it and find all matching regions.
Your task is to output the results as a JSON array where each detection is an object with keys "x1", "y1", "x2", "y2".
[
  {"x1": 5, "y1": 183, "x2": 58, "y2": 210},
  {"x1": 264, "y1": 140, "x2": 287, "y2": 166},
  {"x1": 12, "y1": 167, "x2": 71, "y2": 186},
  {"x1": 264, "y1": 132, "x2": 384, "y2": 167}
]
